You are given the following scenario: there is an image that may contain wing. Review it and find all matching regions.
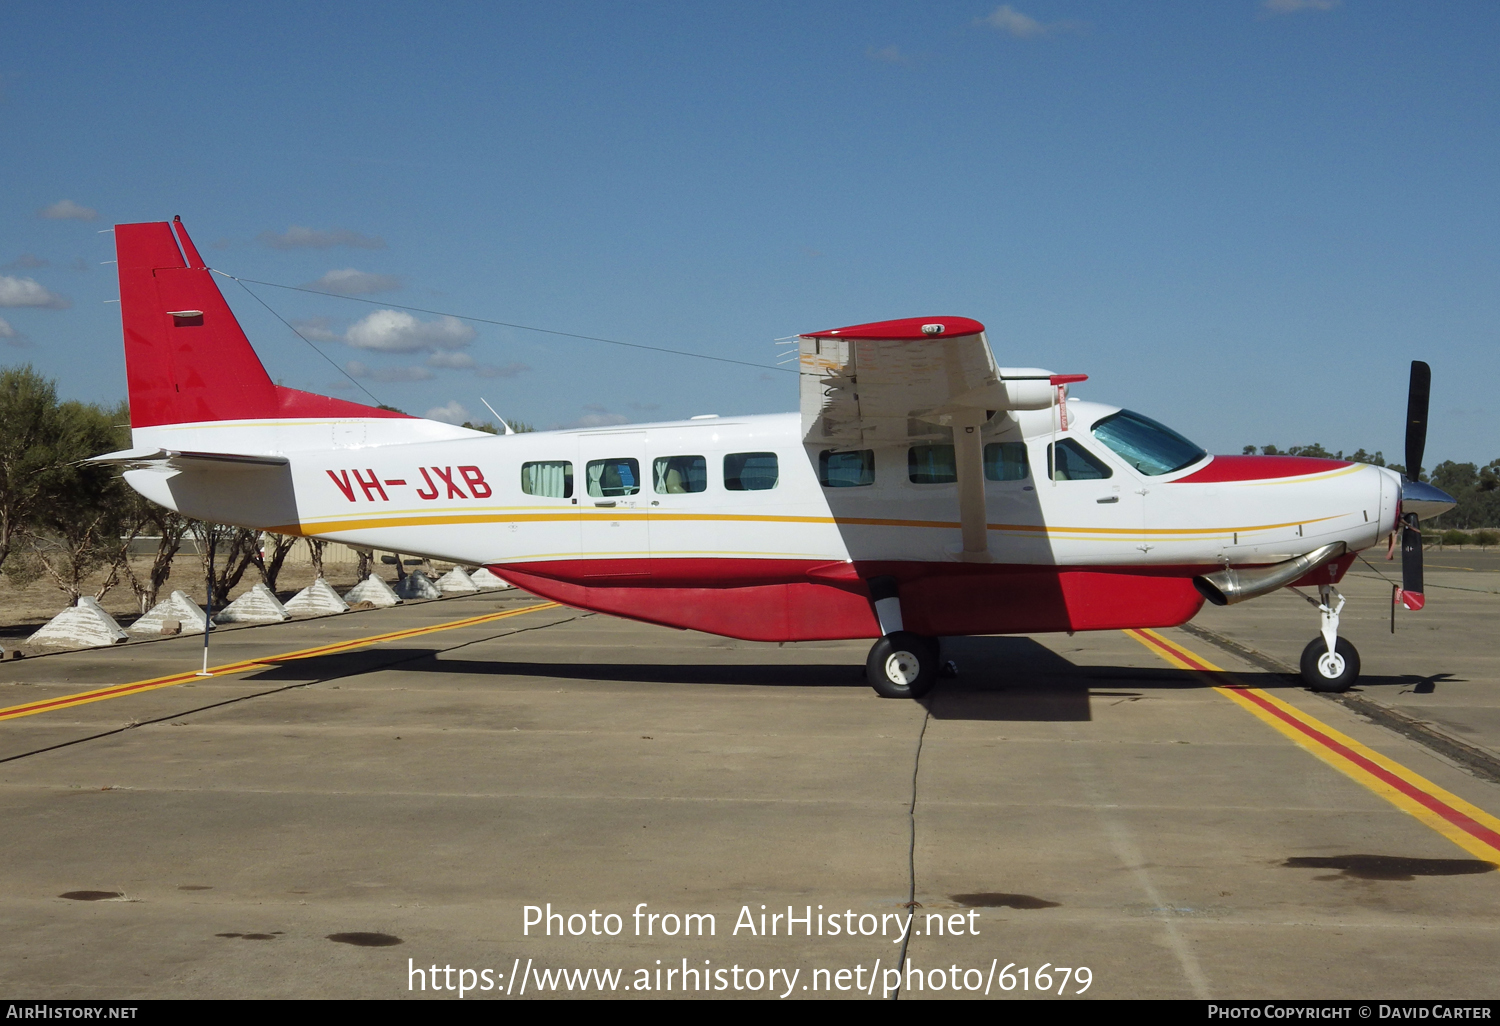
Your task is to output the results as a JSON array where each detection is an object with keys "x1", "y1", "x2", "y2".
[
  {"x1": 795, "y1": 316, "x2": 1085, "y2": 564},
  {"x1": 797, "y1": 316, "x2": 1078, "y2": 447}
]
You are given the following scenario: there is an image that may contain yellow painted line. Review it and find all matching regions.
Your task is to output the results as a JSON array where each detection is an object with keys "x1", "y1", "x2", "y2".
[
  {"x1": 0, "y1": 602, "x2": 561, "y2": 723},
  {"x1": 277, "y1": 508, "x2": 1347, "y2": 541},
  {"x1": 1124, "y1": 627, "x2": 1500, "y2": 863}
]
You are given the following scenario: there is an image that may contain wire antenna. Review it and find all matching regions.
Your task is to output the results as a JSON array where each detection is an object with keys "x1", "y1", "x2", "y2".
[
  {"x1": 217, "y1": 273, "x2": 388, "y2": 406},
  {"x1": 215, "y1": 272, "x2": 796, "y2": 375}
]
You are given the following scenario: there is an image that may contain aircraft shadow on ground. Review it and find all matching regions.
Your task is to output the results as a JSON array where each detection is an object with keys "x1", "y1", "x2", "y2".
[{"x1": 235, "y1": 637, "x2": 1345, "y2": 723}]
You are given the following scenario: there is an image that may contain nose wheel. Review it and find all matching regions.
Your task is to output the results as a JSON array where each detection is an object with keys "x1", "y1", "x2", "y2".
[
  {"x1": 1297, "y1": 584, "x2": 1361, "y2": 692},
  {"x1": 866, "y1": 631, "x2": 938, "y2": 699}
]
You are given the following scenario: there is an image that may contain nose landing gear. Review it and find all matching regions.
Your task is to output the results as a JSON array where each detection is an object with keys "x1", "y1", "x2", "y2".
[{"x1": 1297, "y1": 584, "x2": 1360, "y2": 692}]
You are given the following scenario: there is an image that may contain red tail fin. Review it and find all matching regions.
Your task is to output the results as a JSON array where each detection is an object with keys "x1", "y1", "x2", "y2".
[{"x1": 116, "y1": 218, "x2": 408, "y2": 427}]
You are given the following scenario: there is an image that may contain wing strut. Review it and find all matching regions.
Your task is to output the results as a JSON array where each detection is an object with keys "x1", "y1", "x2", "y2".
[{"x1": 953, "y1": 414, "x2": 990, "y2": 562}]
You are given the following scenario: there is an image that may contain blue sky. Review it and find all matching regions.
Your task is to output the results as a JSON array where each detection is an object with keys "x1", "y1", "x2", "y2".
[{"x1": 2, "y1": 1, "x2": 1496, "y2": 463}]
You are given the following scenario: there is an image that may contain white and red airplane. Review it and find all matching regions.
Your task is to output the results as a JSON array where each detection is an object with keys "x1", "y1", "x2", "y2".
[{"x1": 96, "y1": 218, "x2": 1455, "y2": 697}]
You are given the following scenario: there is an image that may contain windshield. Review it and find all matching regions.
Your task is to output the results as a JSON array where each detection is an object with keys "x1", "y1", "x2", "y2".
[{"x1": 1091, "y1": 410, "x2": 1206, "y2": 476}]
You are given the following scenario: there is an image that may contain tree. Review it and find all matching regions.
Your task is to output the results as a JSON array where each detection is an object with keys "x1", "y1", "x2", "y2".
[
  {"x1": 120, "y1": 495, "x2": 189, "y2": 612},
  {"x1": 462, "y1": 419, "x2": 535, "y2": 434},
  {"x1": 255, "y1": 533, "x2": 298, "y2": 593},
  {"x1": 24, "y1": 399, "x2": 134, "y2": 603},
  {"x1": 1431, "y1": 461, "x2": 1478, "y2": 495},
  {"x1": 0, "y1": 366, "x2": 71, "y2": 572},
  {"x1": 189, "y1": 523, "x2": 265, "y2": 607}
]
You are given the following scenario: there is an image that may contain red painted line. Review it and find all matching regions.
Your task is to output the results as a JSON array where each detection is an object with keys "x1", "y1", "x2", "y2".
[
  {"x1": 1232, "y1": 686, "x2": 1500, "y2": 852},
  {"x1": 1127, "y1": 629, "x2": 1216, "y2": 672},
  {"x1": 6, "y1": 675, "x2": 202, "y2": 716},
  {"x1": 1127, "y1": 628, "x2": 1500, "y2": 855}
]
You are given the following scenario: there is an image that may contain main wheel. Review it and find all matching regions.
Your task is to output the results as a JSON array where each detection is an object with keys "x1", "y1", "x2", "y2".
[
  {"x1": 866, "y1": 632, "x2": 938, "y2": 699},
  {"x1": 1299, "y1": 637, "x2": 1360, "y2": 692}
]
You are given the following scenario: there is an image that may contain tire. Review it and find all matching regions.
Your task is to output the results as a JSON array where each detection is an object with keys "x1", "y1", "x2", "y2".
[
  {"x1": 866, "y1": 632, "x2": 938, "y2": 699},
  {"x1": 1299, "y1": 637, "x2": 1360, "y2": 692}
]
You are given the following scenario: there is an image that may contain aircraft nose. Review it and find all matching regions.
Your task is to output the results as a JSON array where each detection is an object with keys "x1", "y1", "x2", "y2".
[{"x1": 1401, "y1": 478, "x2": 1458, "y2": 521}]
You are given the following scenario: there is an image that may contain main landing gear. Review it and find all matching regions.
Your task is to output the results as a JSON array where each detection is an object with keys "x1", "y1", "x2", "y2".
[
  {"x1": 866, "y1": 631, "x2": 939, "y2": 699},
  {"x1": 1297, "y1": 584, "x2": 1360, "y2": 693}
]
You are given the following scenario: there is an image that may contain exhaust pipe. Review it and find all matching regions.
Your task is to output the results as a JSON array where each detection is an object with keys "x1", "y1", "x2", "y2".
[{"x1": 1193, "y1": 542, "x2": 1347, "y2": 607}]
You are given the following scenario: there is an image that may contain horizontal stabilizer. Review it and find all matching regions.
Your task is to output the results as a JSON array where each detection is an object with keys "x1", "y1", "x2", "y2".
[{"x1": 89, "y1": 447, "x2": 290, "y2": 470}]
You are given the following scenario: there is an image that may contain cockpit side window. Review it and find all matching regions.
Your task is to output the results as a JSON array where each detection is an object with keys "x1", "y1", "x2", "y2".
[
  {"x1": 1047, "y1": 439, "x2": 1113, "y2": 481},
  {"x1": 1091, "y1": 410, "x2": 1207, "y2": 476}
]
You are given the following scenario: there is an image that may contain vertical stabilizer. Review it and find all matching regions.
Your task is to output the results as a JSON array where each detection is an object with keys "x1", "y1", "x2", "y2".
[{"x1": 115, "y1": 218, "x2": 410, "y2": 428}]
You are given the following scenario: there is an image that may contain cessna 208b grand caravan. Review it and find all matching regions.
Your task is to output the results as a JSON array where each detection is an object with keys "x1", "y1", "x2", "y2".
[{"x1": 96, "y1": 218, "x2": 1455, "y2": 697}]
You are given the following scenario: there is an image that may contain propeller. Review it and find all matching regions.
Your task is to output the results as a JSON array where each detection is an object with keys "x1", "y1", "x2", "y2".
[{"x1": 1399, "y1": 361, "x2": 1431, "y2": 611}]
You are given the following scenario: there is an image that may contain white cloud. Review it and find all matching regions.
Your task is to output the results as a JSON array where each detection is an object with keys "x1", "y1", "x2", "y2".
[
  {"x1": 868, "y1": 45, "x2": 913, "y2": 65},
  {"x1": 475, "y1": 361, "x2": 530, "y2": 379},
  {"x1": 975, "y1": 5, "x2": 1081, "y2": 37},
  {"x1": 345, "y1": 310, "x2": 475, "y2": 353},
  {"x1": 258, "y1": 225, "x2": 386, "y2": 250},
  {"x1": 304, "y1": 268, "x2": 402, "y2": 295},
  {"x1": 38, "y1": 200, "x2": 97, "y2": 221},
  {"x1": 0, "y1": 317, "x2": 29, "y2": 347},
  {"x1": 291, "y1": 316, "x2": 342, "y2": 342},
  {"x1": 425, "y1": 351, "x2": 475, "y2": 369},
  {"x1": 425, "y1": 400, "x2": 472, "y2": 425},
  {"x1": 0, "y1": 275, "x2": 70, "y2": 309},
  {"x1": 557, "y1": 404, "x2": 630, "y2": 429},
  {"x1": 345, "y1": 360, "x2": 435, "y2": 383},
  {"x1": 978, "y1": 5, "x2": 1045, "y2": 37},
  {"x1": 4, "y1": 253, "x2": 48, "y2": 269},
  {"x1": 423, "y1": 351, "x2": 530, "y2": 378},
  {"x1": 1263, "y1": 0, "x2": 1339, "y2": 11}
]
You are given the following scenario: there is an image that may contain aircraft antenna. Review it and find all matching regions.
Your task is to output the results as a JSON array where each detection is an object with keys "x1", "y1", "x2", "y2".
[
  {"x1": 217, "y1": 272, "x2": 797, "y2": 375},
  {"x1": 479, "y1": 397, "x2": 514, "y2": 435},
  {"x1": 212, "y1": 272, "x2": 389, "y2": 405}
]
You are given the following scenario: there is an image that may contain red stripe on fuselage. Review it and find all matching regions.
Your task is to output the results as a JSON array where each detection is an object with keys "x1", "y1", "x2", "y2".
[{"x1": 1171, "y1": 455, "x2": 1353, "y2": 484}]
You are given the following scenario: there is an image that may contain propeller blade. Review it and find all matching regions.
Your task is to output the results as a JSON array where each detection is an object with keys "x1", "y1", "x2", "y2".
[
  {"x1": 1400, "y1": 515, "x2": 1425, "y2": 610},
  {"x1": 1405, "y1": 360, "x2": 1430, "y2": 481}
]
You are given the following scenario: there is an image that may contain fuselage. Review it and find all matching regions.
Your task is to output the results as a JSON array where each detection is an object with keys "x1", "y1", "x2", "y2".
[{"x1": 124, "y1": 400, "x2": 1398, "y2": 642}]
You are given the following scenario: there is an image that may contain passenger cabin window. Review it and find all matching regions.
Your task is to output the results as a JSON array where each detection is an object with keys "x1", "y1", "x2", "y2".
[
  {"x1": 984, "y1": 441, "x2": 1032, "y2": 480},
  {"x1": 1091, "y1": 410, "x2": 1207, "y2": 476},
  {"x1": 521, "y1": 460, "x2": 573, "y2": 498},
  {"x1": 984, "y1": 442, "x2": 1030, "y2": 481},
  {"x1": 1047, "y1": 439, "x2": 1113, "y2": 481},
  {"x1": 724, "y1": 452, "x2": 779, "y2": 491},
  {"x1": 654, "y1": 455, "x2": 707, "y2": 494},
  {"x1": 908, "y1": 445, "x2": 956, "y2": 484},
  {"x1": 586, "y1": 457, "x2": 641, "y2": 497},
  {"x1": 819, "y1": 449, "x2": 875, "y2": 488}
]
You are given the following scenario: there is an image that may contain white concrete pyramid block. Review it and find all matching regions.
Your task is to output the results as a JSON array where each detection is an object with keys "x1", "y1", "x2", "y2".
[
  {"x1": 435, "y1": 567, "x2": 480, "y2": 594},
  {"x1": 28, "y1": 597, "x2": 129, "y2": 650},
  {"x1": 214, "y1": 582, "x2": 289, "y2": 624},
  {"x1": 343, "y1": 574, "x2": 402, "y2": 607},
  {"x1": 284, "y1": 577, "x2": 350, "y2": 617},
  {"x1": 470, "y1": 567, "x2": 513, "y2": 590},
  {"x1": 394, "y1": 571, "x2": 441, "y2": 600},
  {"x1": 129, "y1": 590, "x2": 208, "y2": 635}
]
